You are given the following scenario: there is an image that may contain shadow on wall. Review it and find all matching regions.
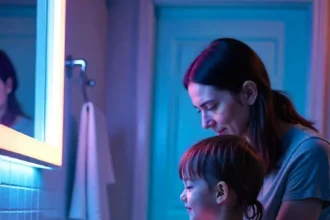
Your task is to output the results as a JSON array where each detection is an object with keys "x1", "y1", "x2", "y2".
[
  {"x1": 107, "y1": 131, "x2": 133, "y2": 220},
  {"x1": 64, "y1": 113, "x2": 78, "y2": 216}
]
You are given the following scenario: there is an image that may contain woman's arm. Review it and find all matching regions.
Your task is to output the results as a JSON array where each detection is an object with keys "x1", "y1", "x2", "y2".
[
  {"x1": 276, "y1": 199, "x2": 322, "y2": 220},
  {"x1": 276, "y1": 138, "x2": 330, "y2": 220}
]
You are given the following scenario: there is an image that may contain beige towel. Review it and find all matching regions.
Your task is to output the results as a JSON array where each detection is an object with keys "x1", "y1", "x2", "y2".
[{"x1": 69, "y1": 102, "x2": 115, "y2": 220}]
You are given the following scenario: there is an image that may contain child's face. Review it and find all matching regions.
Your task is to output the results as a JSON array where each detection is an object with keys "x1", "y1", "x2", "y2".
[{"x1": 180, "y1": 178, "x2": 219, "y2": 220}]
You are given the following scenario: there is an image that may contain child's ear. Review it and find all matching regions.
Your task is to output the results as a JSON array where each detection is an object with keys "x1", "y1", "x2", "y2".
[{"x1": 216, "y1": 181, "x2": 229, "y2": 204}]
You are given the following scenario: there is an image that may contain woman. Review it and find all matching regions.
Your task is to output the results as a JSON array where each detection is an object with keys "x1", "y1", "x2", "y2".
[
  {"x1": 0, "y1": 50, "x2": 34, "y2": 137},
  {"x1": 179, "y1": 135, "x2": 264, "y2": 220},
  {"x1": 183, "y1": 38, "x2": 330, "y2": 219}
]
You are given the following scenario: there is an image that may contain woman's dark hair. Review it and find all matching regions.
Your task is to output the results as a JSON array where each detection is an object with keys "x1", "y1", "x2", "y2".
[
  {"x1": 179, "y1": 135, "x2": 264, "y2": 220},
  {"x1": 0, "y1": 50, "x2": 27, "y2": 126},
  {"x1": 183, "y1": 38, "x2": 317, "y2": 174}
]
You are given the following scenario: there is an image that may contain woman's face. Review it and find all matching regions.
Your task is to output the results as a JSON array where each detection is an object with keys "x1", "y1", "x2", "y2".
[
  {"x1": 0, "y1": 78, "x2": 12, "y2": 112},
  {"x1": 188, "y1": 82, "x2": 256, "y2": 136}
]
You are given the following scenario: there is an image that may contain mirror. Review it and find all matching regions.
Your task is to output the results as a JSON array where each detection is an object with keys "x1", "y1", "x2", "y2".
[
  {"x1": 0, "y1": 1, "x2": 36, "y2": 138},
  {"x1": 0, "y1": 0, "x2": 66, "y2": 168}
]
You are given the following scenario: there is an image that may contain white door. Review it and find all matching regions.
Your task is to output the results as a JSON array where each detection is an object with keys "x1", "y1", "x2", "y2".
[{"x1": 149, "y1": 4, "x2": 312, "y2": 220}]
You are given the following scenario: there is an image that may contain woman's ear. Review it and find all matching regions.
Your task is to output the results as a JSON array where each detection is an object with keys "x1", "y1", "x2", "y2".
[
  {"x1": 241, "y1": 80, "x2": 258, "y2": 105},
  {"x1": 5, "y1": 77, "x2": 13, "y2": 94},
  {"x1": 216, "y1": 181, "x2": 229, "y2": 204}
]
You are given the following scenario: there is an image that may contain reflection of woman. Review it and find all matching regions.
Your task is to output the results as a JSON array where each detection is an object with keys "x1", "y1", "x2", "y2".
[
  {"x1": 0, "y1": 50, "x2": 34, "y2": 137},
  {"x1": 183, "y1": 38, "x2": 330, "y2": 219}
]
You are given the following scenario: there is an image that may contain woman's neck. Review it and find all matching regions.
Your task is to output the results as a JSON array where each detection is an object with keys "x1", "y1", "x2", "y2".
[
  {"x1": 243, "y1": 119, "x2": 293, "y2": 143},
  {"x1": 274, "y1": 119, "x2": 293, "y2": 139},
  {"x1": 0, "y1": 105, "x2": 19, "y2": 127},
  {"x1": 216, "y1": 210, "x2": 243, "y2": 220},
  {"x1": 0, "y1": 104, "x2": 7, "y2": 122}
]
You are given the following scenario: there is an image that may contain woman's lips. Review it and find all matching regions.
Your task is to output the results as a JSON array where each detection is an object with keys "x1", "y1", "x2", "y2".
[{"x1": 218, "y1": 128, "x2": 227, "y2": 135}]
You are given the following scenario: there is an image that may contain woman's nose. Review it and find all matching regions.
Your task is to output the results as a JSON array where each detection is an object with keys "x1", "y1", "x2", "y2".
[{"x1": 202, "y1": 113, "x2": 213, "y2": 129}]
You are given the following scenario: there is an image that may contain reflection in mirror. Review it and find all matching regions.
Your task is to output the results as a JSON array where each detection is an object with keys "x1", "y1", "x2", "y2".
[{"x1": 0, "y1": 2, "x2": 36, "y2": 138}]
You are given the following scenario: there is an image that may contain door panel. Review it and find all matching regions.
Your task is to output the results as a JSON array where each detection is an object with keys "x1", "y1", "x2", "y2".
[{"x1": 149, "y1": 4, "x2": 311, "y2": 220}]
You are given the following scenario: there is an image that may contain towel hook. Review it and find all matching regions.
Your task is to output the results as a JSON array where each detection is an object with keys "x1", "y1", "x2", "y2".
[{"x1": 65, "y1": 55, "x2": 96, "y2": 102}]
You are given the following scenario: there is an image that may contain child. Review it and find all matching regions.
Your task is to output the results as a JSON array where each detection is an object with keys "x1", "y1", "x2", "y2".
[{"x1": 179, "y1": 135, "x2": 264, "y2": 220}]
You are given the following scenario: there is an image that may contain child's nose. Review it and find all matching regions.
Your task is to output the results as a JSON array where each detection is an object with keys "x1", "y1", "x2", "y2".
[{"x1": 180, "y1": 191, "x2": 186, "y2": 202}]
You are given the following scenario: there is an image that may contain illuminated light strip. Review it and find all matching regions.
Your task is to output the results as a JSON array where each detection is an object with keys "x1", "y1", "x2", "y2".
[
  {"x1": 44, "y1": 0, "x2": 66, "y2": 163},
  {"x1": 0, "y1": 155, "x2": 51, "y2": 170},
  {"x1": 0, "y1": 125, "x2": 61, "y2": 166}
]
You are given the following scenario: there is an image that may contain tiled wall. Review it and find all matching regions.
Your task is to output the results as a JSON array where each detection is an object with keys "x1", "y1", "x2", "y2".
[
  {"x1": 0, "y1": 159, "x2": 66, "y2": 220},
  {"x1": 0, "y1": 160, "x2": 40, "y2": 219}
]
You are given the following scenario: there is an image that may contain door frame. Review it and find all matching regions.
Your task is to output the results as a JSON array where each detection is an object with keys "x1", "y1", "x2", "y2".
[{"x1": 132, "y1": 0, "x2": 330, "y2": 220}]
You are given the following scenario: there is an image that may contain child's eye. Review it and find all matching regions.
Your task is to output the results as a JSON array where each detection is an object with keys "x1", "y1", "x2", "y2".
[{"x1": 185, "y1": 186, "x2": 193, "y2": 190}]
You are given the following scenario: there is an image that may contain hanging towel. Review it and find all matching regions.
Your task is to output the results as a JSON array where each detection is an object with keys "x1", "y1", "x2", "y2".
[{"x1": 69, "y1": 102, "x2": 115, "y2": 220}]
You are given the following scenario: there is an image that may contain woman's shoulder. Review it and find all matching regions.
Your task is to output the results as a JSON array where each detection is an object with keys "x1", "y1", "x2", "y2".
[
  {"x1": 11, "y1": 116, "x2": 34, "y2": 137},
  {"x1": 282, "y1": 124, "x2": 330, "y2": 163},
  {"x1": 13, "y1": 115, "x2": 34, "y2": 126}
]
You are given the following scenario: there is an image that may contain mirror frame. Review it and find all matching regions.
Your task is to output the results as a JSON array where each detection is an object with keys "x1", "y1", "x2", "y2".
[{"x1": 0, "y1": 0, "x2": 66, "y2": 168}]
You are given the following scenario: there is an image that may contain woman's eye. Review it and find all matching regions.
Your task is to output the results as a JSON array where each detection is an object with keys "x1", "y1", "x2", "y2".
[
  {"x1": 196, "y1": 104, "x2": 217, "y2": 114},
  {"x1": 208, "y1": 104, "x2": 217, "y2": 111}
]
